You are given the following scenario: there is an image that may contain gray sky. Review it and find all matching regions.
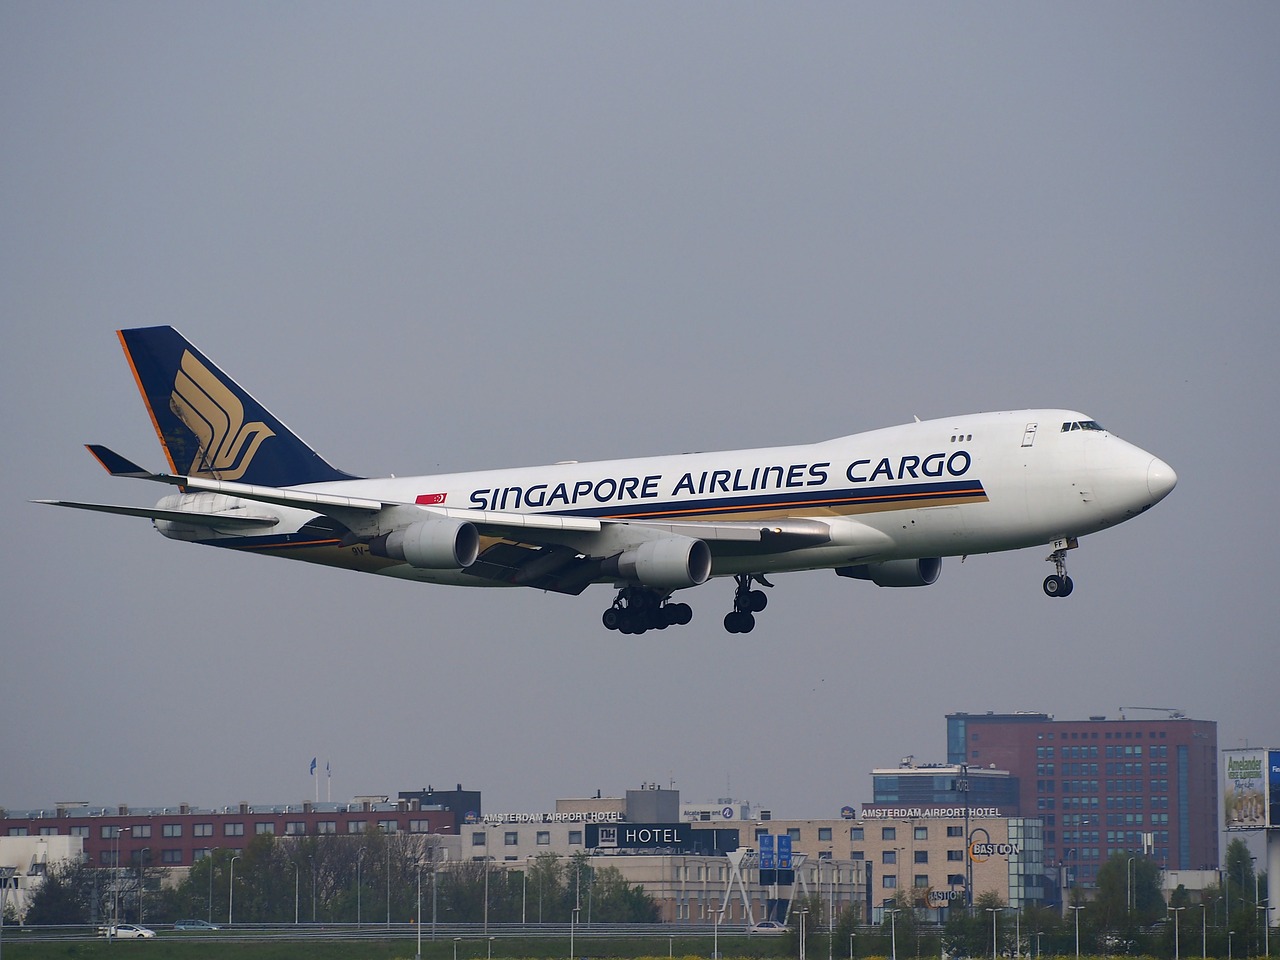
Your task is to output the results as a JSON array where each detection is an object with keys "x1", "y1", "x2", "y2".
[{"x1": 3, "y1": 3, "x2": 1277, "y2": 819}]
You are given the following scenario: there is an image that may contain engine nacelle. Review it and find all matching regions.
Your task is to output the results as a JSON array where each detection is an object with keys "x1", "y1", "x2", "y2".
[
  {"x1": 378, "y1": 518, "x2": 480, "y2": 569},
  {"x1": 605, "y1": 537, "x2": 712, "y2": 590},
  {"x1": 836, "y1": 557, "x2": 942, "y2": 587}
]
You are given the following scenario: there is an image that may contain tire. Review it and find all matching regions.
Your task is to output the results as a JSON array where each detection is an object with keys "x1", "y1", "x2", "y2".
[
  {"x1": 1043, "y1": 575, "x2": 1063, "y2": 597},
  {"x1": 748, "y1": 589, "x2": 768, "y2": 612},
  {"x1": 1060, "y1": 576, "x2": 1074, "y2": 597},
  {"x1": 602, "y1": 608, "x2": 621, "y2": 630}
]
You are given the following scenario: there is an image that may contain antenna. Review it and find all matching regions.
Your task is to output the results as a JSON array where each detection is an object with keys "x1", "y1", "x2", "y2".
[{"x1": 1118, "y1": 706, "x2": 1187, "y2": 720}]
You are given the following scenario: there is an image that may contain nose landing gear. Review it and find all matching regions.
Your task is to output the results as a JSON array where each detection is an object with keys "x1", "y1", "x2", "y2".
[
  {"x1": 1043, "y1": 540, "x2": 1077, "y2": 597},
  {"x1": 724, "y1": 573, "x2": 772, "y2": 633}
]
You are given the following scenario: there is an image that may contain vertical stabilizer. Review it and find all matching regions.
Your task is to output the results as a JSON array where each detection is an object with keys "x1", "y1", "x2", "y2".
[{"x1": 117, "y1": 326, "x2": 357, "y2": 486}]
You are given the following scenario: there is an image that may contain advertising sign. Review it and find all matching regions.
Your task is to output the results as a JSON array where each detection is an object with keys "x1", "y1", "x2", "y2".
[
  {"x1": 1223, "y1": 748, "x2": 1268, "y2": 831},
  {"x1": 1271, "y1": 750, "x2": 1280, "y2": 828},
  {"x1": 586, "y1": 823, "x2": 693, "y2": 849}
]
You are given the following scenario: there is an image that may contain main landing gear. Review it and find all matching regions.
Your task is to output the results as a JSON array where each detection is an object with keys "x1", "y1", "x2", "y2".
[
  {"x1": 724, "y1": 573, "x2": 772, "y2": 633},
  {"x1": 601, "y1": 585, "x2": 693, "y2": 635},
  {"x1": 1043, "y1": 543, "x2": 1076, "y2": 597}
]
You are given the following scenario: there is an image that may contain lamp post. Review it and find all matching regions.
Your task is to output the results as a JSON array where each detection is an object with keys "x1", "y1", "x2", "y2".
[
  {"x1": 1257, "y1": 901, "x2": 1269, "y2": 959},
  {"x1": 293, "y1": 862, "x2": 299, "y2": 925},
  {"x1": 1169, "y1": 905, "x2": 1186, "y2": 960},
  {"x1": 309, "y1": 855, "x2": 316, "y2": 922},
  {"x1": 799, "y1": 908, "x2": 810, "y2": 960},
  {"x1": 1127, "y1": 858, "x2": 1135, "y2": 917},
  {"x1": 229, "y1": 854, "x2": 241, "y2": 926},
  {"x1": 416, "y1": 862, "x2": 424, "y2": 960},
  {"x1": 1201, "y1": 903, "x2": 1208, "y2": 960},
  {"x1": 1228, "y1": 929, "x2": 1234, "y2": 960},
  {"x1": 571, "y1": 907, "x2": 580, "y2": 959},
  {"x1": 986, "y1": 908, "x2": 999, "y2": 960},
  {"x1": 1068, "y1": 905, "x2": 1084, "y2": 959},
  {"x1": 357, "y1": 850, "x2": 365, "y2": 928},
  {"x1": 453, "y1": 936, "x2": 461, "y2": 960},
  {"x1": 112, "y1": 826, "x2": 131, "y2": 936},
  {"x1": 887, "y1": 908, "x2": 901, "y2": 960},
  {"x1": 711, "y1": 906, "x2": 723, "y2": 960},
  {"x1": 0, "y1": 865, "x2": 17, "y2": 960}
]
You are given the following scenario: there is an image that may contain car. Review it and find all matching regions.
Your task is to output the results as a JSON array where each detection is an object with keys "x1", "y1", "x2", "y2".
[
  {"x1": 107, "y1": 924, "x2": 156, "y2": 939},
  {"x1": 174, "y1": 919, "x2": 221, "y2": 931},
  {"x1": 750, "y1": 920, "x2": 787, "y2": 934}
]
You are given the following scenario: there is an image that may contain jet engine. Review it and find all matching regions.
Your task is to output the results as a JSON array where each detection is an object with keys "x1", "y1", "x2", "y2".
[
  {"x1": 836, "y1": 557, "x2": 942, "y2": 587},
  {"x1": 375, "y1": 518, "x2": 480, "y2": 569},
  {"x1": 604, "y1": 537, "x2": 712, "y2": 590}
]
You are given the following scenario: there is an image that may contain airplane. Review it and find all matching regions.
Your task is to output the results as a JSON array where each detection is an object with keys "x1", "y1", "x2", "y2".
[{"x1": 37, "y1": 327, "x2": 1177, "y2": 634}]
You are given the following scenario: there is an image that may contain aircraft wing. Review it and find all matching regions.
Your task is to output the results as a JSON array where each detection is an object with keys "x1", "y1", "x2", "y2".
[
  {"x1": 65, "y1": 446, "x2": 879, "y2": 593},
  {"x1": 32, "y1": 499, "x2": 280, "y2": 531}
]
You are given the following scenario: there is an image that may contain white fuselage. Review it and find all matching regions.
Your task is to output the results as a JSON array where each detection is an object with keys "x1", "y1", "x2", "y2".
[{"x1": 155, "y1": 409, "x2": 1176, "y2": 588}]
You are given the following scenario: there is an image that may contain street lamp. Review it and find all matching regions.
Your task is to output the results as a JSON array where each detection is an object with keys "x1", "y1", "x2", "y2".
[
  {"x1": 1257, "y1": 901, "x2": 1269, "y2": 959},
  {"x1": 1201, "y1": 903, "x2": 1208, "y2": 960},
  {"x1": 357, "y1": 850, "x2": 365, "y2": 928},
  {"x1": 416, "y1": 862, "x2": 424, "y2": 960},
  {"x1": 1227, "y1": 929, "x2": 1234, "y2": 960},
  {"x1": 453, "y1": 936, "x2": 461, "y2": 960},
  {"x1": 711, "y1": 906, "x2": 724, "y2": 960},
  {"x1": 1068, "y1": 905, "x2": 1084, "y2": 959},
  {"x1": 293, "y1": 862, "x2": 299, "y2": 925},
  {"x1": 887, "y1": 908, "x2": 901, "y2": 960},
  {"x1": 986, "y1": 908, "x2": 1000, "y2": 960},
  {"x1": 798, "y1": 908, "x2": 810, "y2": 960},
  {"x1": 1169, "y1": 906, "x2": 1186, "y2": 960},
  {"x1": 1127, "y1": 857, "x2": 1135, "y2": 916},
  {"x1": 0, "y1": 866, "x2": 17, "y2": 960},
  {"x1": 229, "y1": 854, "x2": 241, "y2": 926}
]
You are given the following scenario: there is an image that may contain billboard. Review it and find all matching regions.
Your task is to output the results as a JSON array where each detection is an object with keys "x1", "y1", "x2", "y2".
[
  {"x1": 1223, "y1": 748, "x2": 1268, "y2": 831},
  {"x1": 1271, "y1": 750, "x2": 1280, "y2": 828}
]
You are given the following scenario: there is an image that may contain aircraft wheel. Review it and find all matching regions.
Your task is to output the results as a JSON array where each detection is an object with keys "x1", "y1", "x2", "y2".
[
  {"x1": 738, "y1": 612, "x2": 756, "y2": 633},
  {"x1": 1060, "y1": 576, "x2": 1074, "y2": 597},
  {"x1": 1043, "y1": 575, "x2": 1064, "y2": 597},
  {"x1": 671, "y1": 603, "x2": 693, "y2": 625},
  {"x1": 748, "y1": 589, "x2": 768, "y2": 612},
  {"x1": 602, "y1": 608, "x2": 621, "y2": 630}
]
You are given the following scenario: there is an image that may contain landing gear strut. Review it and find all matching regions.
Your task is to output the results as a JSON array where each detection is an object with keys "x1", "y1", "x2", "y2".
[
  {"x1": 601, "y1": 585, "x2": 693, "y2": 635},
  {"x1": 724, "y1": 573, "x2": 771, "y2": 633},
  {"x1": 1043, "y1": 541, "x2": 1076, "y2": 597}
]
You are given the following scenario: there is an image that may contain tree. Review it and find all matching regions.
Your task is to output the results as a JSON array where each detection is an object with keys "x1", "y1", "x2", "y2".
[
  {"x1": 22, "y1": 859, "x2": 91, "y2": 925},
  {"x1": 1094, "y1": 853, "x2": 1165, "y2": 934}
]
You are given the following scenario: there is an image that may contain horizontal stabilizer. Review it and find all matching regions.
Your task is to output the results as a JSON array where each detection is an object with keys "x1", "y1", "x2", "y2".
[
  {"x1": 33, "y1": 499, "x2": 280, "y2": 531},
  {"x1": 86, "y1": 445, "x2": 156, "y2": 478}
]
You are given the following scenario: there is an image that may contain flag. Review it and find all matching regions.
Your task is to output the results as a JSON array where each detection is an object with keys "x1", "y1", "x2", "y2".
[
  {"x1": 415, "y1": 493, "x2": 447, "y2": 505},
  {"x1": 310, "y1": 757, "x2": 317, "y2": 775}
]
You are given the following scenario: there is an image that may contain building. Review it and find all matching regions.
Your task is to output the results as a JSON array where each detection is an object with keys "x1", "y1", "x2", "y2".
[{"x1": 946, "y1": 711, "x2": 1219, "y2": 886}]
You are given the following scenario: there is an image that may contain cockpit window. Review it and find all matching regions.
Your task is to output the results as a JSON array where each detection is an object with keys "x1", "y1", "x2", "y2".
[{"x1": 1061, "y1": 420, "x2": 1106, "y2": 432}]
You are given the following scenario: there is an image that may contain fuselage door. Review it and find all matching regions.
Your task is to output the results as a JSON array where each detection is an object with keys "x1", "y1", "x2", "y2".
[{"x1": 1021, "y1": 423, "x2": 1038, "y2": 447}]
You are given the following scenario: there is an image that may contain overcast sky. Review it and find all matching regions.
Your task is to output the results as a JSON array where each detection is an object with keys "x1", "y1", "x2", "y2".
[{"x1": 3, "y1": 3, "x2": 1277, "y2": 822}]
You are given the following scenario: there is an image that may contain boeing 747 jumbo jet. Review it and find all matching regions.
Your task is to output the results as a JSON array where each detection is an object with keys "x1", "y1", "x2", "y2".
[{"x1": 39, "y1": 328, "x2": 1177, "y2": 634}]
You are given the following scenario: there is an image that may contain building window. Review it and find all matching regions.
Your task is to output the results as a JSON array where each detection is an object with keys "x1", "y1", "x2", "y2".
[
  {"x1": 132, "y1": 825, "x2": 152, "y2": 838},
  {"x1": 286, "y1": 821, "x2": 306, "y2": 835},
  {"x1": 163, "y1": 824, "x2": 182, "y2": 838},
  {"x1": 410, "y1": 820, "x2": 432, "y2": 834},
  {"x1": 224, "y1": 823, "x2": 245, "y2": 837},
  {"x1": 882, "y1": 827, "x2": 896, "y2": 840},
  {"x1": 851, "y1": 850, "x2": 865, "y2": 860},
  {"x1": 915, "y1": 850, "x2": 928, "y2": 864},
  {"x1": 915, "y1": 875, "x2": 929, "y2": 888},
  {"x1": 472, "y1": 832, "x2": 486, "y2": 846},
  {"x1": 850, "y1": 827, "x2": 864, "y2": 841},
  {"x1": 948, "y1": 874, "x2": 965, "y2": 886},
  {"x1": 504, "y1": 832, "x2": 519, "y2": 846},
  {"x1": 883, "y1": 875, "x2": 897, "y2": 889},
  {"x1": 568, "y1": 831, "x2": 583, "y2": 845},
  {"x1": 348, "y1": 821, "x2": 367, "y2": 834},
  {"x1": 818, "y1": 828, "x2": 832, "y2": 841},
  {"x1": 537, "y1": 831, "x2": 551, "y2": 845},
  {"x1": 7, "y1": 828, "x2": 27, "y2": 837},
  {"x1": 947, "y1": 826, "x2": 963, "y2": 837},
  {"x1": 256, "y1": 822, "x2": 276, "y2": 835},
  {"x1": 883, "y1": 850, "x2": 897, "y2": 864},
  {"x1": 378, "y1": 820, "x2": 399, "y2": 834},
  {"x1": 162, "y1": 850, "x2": 183, "y2": 864},
  {"x1": 317, "y1": 821, "x2": 337, "y2": 834},
  {"x1": 818, "y1": 851, "x2": 832, "y2": 860},
  {"x1": 194, "y1": 823, "x2": 213, "y2": 838},
  {"x1": 914, "y1": 826, "x2": 927, "y2": 841},
  {"x1": 70, "y1": 826, "x2": 89, "y2": 838},
  {"x1": 947, "y1": 850, "x2": 964, "y2": 861}
]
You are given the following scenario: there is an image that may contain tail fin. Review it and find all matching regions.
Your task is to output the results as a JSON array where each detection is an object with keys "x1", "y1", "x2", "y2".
[{"x1": 118, "y1": 326, "x2": 357, "y2": 486}]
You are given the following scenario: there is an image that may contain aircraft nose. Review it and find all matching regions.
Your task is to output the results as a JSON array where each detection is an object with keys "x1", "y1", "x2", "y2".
[{"x1": 1147, "y1": 457, "x2": 1177, "y2": 502}]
